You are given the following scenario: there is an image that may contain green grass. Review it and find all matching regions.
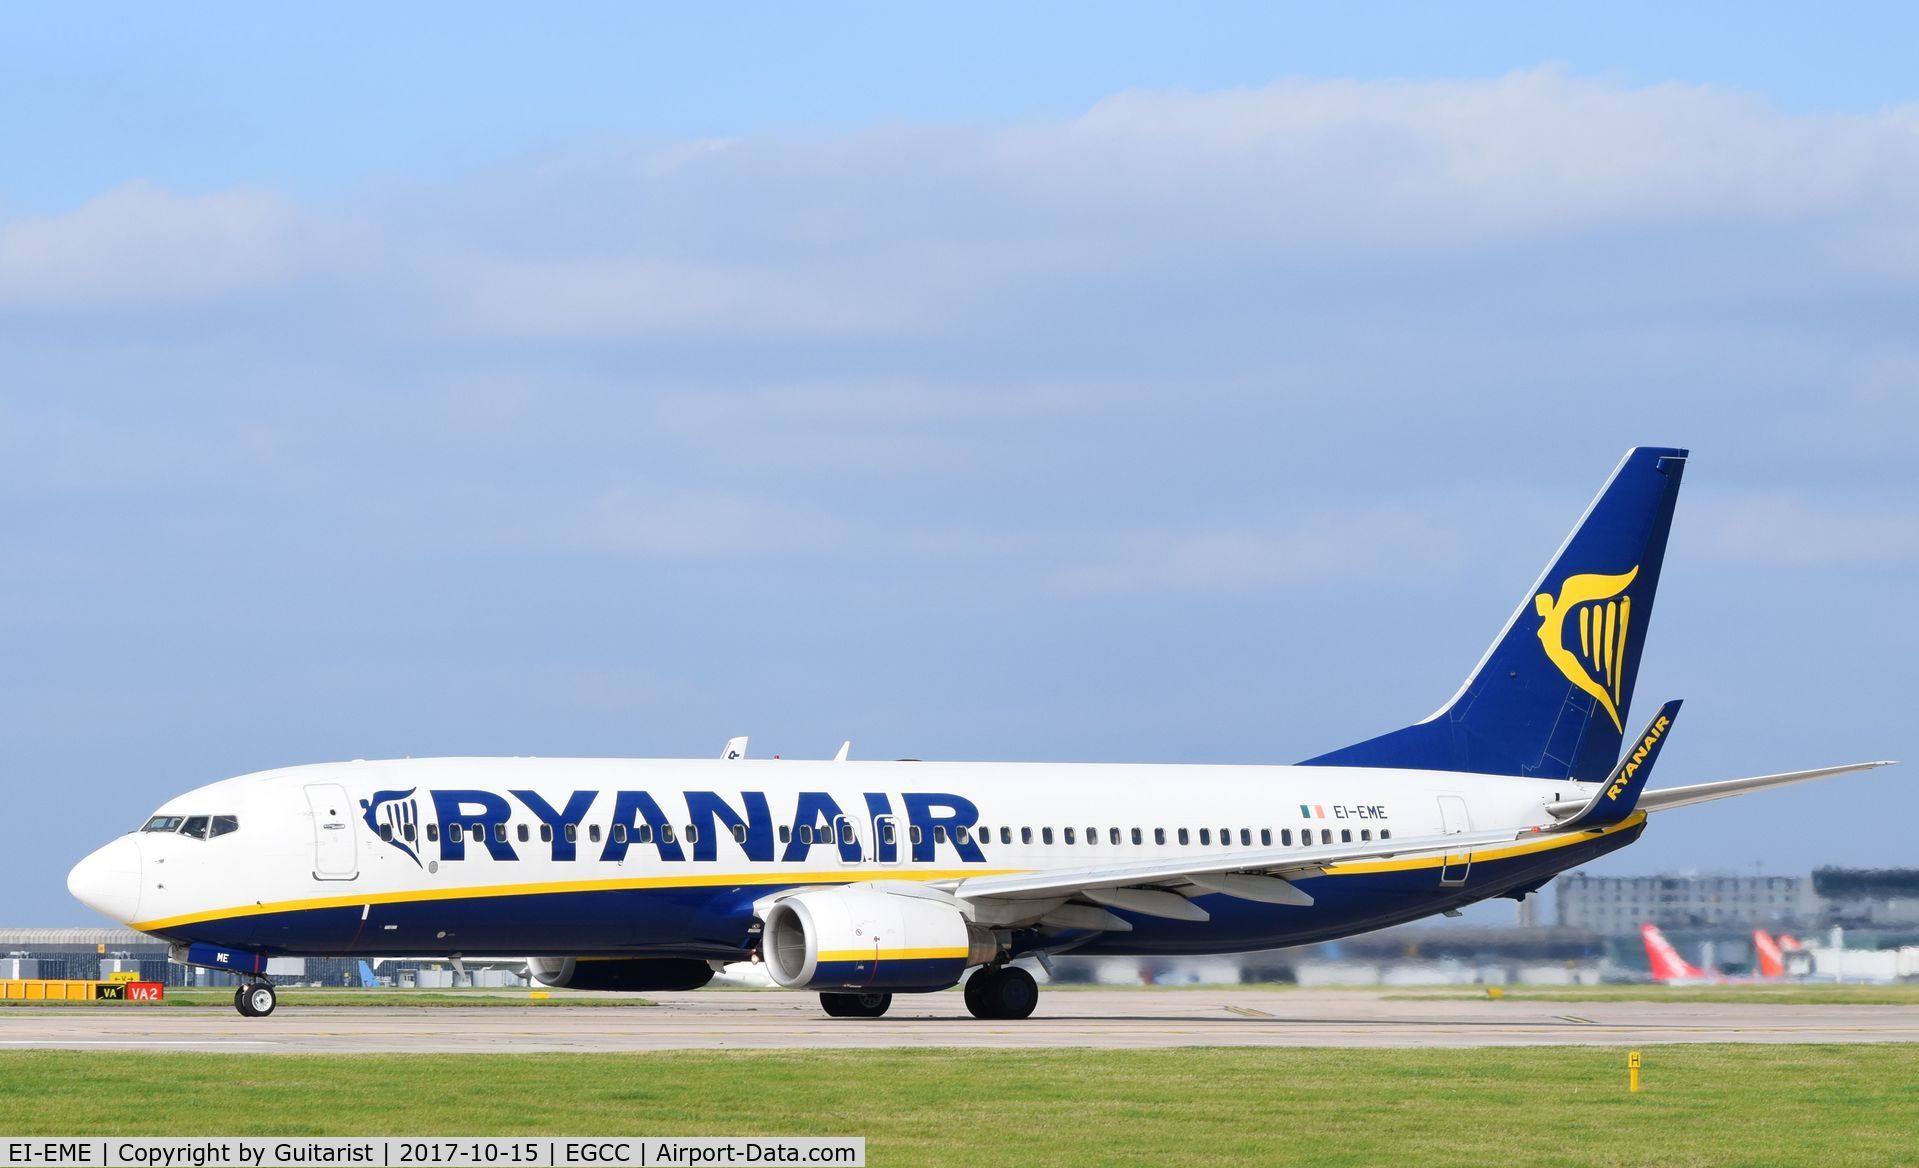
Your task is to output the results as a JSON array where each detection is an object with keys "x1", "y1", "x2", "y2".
[
  {"x1": 2, "y1": 1047, "x2": 1916, "y2": 1167},
  {"x1": 0, "y1": 988, "x2": 652, "y2": 1008},
  {"x1": 1389, "y1": 983, "x2": 1919, "y2": 1006}
]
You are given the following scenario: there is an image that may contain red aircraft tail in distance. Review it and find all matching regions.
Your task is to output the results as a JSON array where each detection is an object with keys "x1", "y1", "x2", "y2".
[
  {"x1": 1641, "y1": 922, "x2": 1710, "y2": 983},
  {"x1": 1753, "y1": 930, "x2": 1787, "y2": 978}
]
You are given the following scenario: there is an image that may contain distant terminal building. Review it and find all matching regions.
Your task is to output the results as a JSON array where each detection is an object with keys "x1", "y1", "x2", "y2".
[
  {"x1": 1813, "y1": 869, "x2": 1919, "y2": 930},
  {"x1": 1557, "y1": 873, "x2": 1818, "y2": 934},
  {"x1": 1557, "y1": 869, "x2": 1919, "y2": 936}
]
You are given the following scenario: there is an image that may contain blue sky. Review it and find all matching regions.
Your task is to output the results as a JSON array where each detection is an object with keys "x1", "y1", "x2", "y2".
[{"x1": 3, "y1": 6, "x2": 1916, "y2": 924}]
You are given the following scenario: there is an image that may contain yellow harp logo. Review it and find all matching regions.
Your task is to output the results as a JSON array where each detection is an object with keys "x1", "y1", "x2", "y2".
[{"x1": 1533, "y1": 566, "x2": 1639, "y2": 732}]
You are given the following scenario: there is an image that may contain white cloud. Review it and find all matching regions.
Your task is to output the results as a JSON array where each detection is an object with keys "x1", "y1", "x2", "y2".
[
  {"x1": 9, "y1": 70, "x2": 1919, "y2": 329},
  {"x1": 0, "y1": 181, "x2": 298, "y2": 309},
  {"x1": 1693, "y1": 491, "x2": 1919, "y2": 567},
  {"x1": 447, "y1": 256, "x2": 916, "y2": 340}
]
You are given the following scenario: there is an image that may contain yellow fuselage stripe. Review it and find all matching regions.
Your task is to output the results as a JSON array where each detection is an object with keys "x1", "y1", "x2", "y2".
[
  {"x1": 131, "y1": 814, "x2": 1643, "y2": 934},
  {"x1": 131, "y1": 868, "x2": 1014, "y2": 933}
]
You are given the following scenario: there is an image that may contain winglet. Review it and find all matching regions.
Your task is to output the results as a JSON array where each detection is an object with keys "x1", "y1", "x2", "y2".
[{"x1": 1555, "y1": 699, "x2": 1681, "y2": 830}]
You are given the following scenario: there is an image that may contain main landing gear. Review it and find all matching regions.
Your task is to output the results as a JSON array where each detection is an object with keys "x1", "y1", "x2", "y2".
[
  {"x1": 964, "y1": 965, "x2": 1038, "y2": 1020},
  {"x1": 819, "y1": 991, "x2": 892, "y2": 1018},
  {"x1": 233, "y1": 980, "x2": 277, "y2": 1017}
]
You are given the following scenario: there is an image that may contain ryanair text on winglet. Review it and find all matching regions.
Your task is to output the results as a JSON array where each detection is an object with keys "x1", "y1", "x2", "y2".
[{"x1": 1606, "y1": 715, "x2": 1672, "y2": 800}]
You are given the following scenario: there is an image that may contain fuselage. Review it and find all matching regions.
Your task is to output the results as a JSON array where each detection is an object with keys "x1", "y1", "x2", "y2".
[{"x1": 71, "y1": 756, "x2": 1640, "y2": 962}]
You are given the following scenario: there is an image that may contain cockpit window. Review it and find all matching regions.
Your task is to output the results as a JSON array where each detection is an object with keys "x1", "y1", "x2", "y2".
[
  {"x1": 141, "y1": 815, "x2": 185, "y2": 833},
  {"x1": 210, "y1": 815, "x2": 238, "y2": 838},
  {"x1": 180, "y1": 816, "x2": 212, "y2": 839}
]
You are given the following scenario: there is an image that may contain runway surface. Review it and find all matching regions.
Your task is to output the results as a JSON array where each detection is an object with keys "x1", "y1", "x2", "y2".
[{"x1": 7, "y1": 989, "x2": 1919, "y2": 1052}]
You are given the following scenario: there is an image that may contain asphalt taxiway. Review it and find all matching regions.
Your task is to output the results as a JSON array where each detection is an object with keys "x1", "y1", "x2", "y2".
[{"x1": 5, "y1": 989, "x2": 1918, "y2": 1053}]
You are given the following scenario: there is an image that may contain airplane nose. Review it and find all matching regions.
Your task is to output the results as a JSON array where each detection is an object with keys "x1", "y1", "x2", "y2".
[{"x1": 67, "y1": 835, "x2": 143, "y2": 924}]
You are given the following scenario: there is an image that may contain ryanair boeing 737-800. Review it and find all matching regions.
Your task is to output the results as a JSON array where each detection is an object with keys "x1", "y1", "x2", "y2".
[{"x1": 67, "y1": 448, "x2": 1890, "y2": 1019}]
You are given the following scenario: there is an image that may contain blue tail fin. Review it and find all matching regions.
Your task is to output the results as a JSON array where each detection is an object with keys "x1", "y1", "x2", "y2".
[{"x1": 1302, "y1": 446, "x2": 1688, "y2": 781}]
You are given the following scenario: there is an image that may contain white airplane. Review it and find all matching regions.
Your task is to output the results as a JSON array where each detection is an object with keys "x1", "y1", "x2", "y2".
[{"x1": 68, "y1": 448, "x2": 1891, "y2": 1020}]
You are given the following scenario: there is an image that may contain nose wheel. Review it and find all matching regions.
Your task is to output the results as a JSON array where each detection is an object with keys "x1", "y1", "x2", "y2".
[
  {"x1": 964, "y1": 965, "x2": 1038, "y2": 1020},
  {"x1": 233, "y1": 981, "x2": 277, "y2": 1017}
]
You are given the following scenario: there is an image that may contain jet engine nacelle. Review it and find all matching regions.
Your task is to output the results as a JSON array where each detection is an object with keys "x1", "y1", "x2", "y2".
[
  {"x1": 760, "y1": 882, "x2": 998, "y2": 992},
  {"x1": 527, "y1": 956, "x2": 715, "y2": 992}
]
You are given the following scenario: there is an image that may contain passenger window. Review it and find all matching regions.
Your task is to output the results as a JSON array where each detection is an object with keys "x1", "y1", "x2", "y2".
[
  {"x1": 1086, "y1": 828, "x2": 1097, "y2": 846},
  {"x1": 1282, "y1": 829, "x2": 1293, "y2": 846},
  {"x1": 684, "y1": 825, "x2": 698, "y2": 844},
  {"x1": 911, "y1": 825, "x2": 923, "y2": 845},
  {"x1": 1341, "y1": 829, "x2": 1352, "y2": 843},
  {"x1": 1114, "y1": 827, "x2": 1125, "y2": 845},
  {"x1": 882, "y1": 823, "x2": 896, "y2": 845},
  {"x1": 495, "y1": 823, "x2": 508, "y2": 843},
  {"x1": 1260, "y1": 829, "x2": 1271, "y2": 846},
  {"x1": 1131, "y1": 828, "x2": 1142, "y2": 845},
  {"x1": 540, "y1": 824, "x2": 553, "y2": 843},
  {"x1": 1220, "y1": 828, "x2": 1230, "y2": 845},
  {"x1": 1361, "y1": 829, "x2": 1372, "y2": 842},
  {"x1": 517, "y1": 824, "x2": 530, "y2": 843},
  {"x1": 1064, "y1": 827, "x2": 1076, "y2": 845},
  {"x1": 379, "y1": 823, "x2": 393, "y2": 842},
  {"x1": 586, "y1": 824, "x2": 600, "y2": 843},
  {"x1": 662, "y1": 824, "x2": 677, "y2": 844},
  {"x1": 733, "y1": 824, "x2": 748, "y2": 844},
  {"x1": 181, "y1": 816, "x2": 211, "y2": 840},
  {"x1": 1021, "y1": 827, "x2": 1033, "y2": 844},
  {"x1": 612, "y1": 824, "x2": 627, "y2": 843},
  {"x1": 1040, "y1": 827, "x2": 1053, "y2": 845},
  {"x1": 1381, "y1": 829, "x2": 1391, "y2": 840},
  {"x1": 449, "y1": 824, "x2": 464, "y2": 843},
  {"x1": 403, "y1": 822, "x2": 416, "y2": 842},
  {"x1": 779, "y1": 825, "x2": 791, "y2": 844},
  {"x1": 799, "y1": 825, "x2": 814, "y2": 845},
  {"x1": 975, "y1": 825, "x2": 987, "y2": 841},
  {"x1": 1241, "y1": 829, "x2": 1252, "y2": 846},
  {"x1": 1178, "y1": 828, "x2": 1190, "y2": 845},
  {"x1": 637, "y1": 823, "x2": 653, "y2": 844},
  {"x1": 1154, "y1": 828, "x2": 1166, "y2": 845},
  {"x1": 563, "y1": 824, "x2": 576, "y2": 843},
  {"x1": 934, "y1": 825, "x2": 948, "y2": 844},
  {"x1": 1321, "y1": 829, "x2": 1332, "y2": 844},
  {"x1": 1000, "y1": 827, "x2": 1012, "y2": 845},
  {"x1": 209, "y1": 815, "x2": 239, "y2": 838},
  {"x1": 470, "y1": 822, "x2": 483, "y2": 840},
  {"x1": 955, "y1": 826, "x2": 970, "y2": 845},
  {"x1": 1199, "y1": 828, "x2": 1210, "y2": 845},
  {"x1": 426, "y1": 823, "x2": 439, "y2": 843}
]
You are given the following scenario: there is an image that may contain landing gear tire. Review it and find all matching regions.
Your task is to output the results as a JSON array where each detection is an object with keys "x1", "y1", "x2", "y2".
[
  {"x1": 236, "y1": 982, "x2": 276, "y2": 1018},
  {"x1": 964, "y1": 966, "x2": 1038, "y2": 1020},
  {"x1": 819, "y1": 991, "x2": 891, "y2": 1018}
]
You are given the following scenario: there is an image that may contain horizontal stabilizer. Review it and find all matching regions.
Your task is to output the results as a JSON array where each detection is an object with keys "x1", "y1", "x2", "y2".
[{"x1": 1637, "y1": 760, "x2": 1896, "y2": 813}]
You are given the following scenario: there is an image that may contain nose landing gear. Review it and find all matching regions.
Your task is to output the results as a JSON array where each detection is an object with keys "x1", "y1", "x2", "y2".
[{"x1": 233, "y1": 980, "x2": 277, "y2": 1017}]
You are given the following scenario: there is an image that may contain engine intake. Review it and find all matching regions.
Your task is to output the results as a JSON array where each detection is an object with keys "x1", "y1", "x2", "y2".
[
  {"x1": 527, "y1": 957, "x2": 715, "y2": 992},
  {"x1": 760, "y1": 882, "x2": 998, "y2": 992}
]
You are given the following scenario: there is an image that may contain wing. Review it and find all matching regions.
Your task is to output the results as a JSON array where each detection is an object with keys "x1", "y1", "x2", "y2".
[{"x1": 937, "y1": 824, "x2": 1549, "y2": 931}]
